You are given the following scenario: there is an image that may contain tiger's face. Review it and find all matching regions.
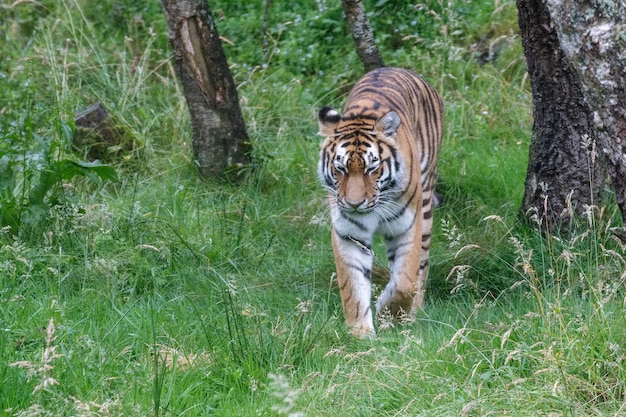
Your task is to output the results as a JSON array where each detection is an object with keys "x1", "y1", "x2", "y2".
[
  {"x1": 318, "y1": 106, "x2": 401, "y2": 215},
  {"x1": 330, "y1": 136, "x2": 382, "y2": 213}
]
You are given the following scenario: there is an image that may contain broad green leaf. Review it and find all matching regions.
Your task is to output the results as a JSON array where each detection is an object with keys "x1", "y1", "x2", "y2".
[{"x1": 57, "y1": 160, "x2": 119, "y2": 183}]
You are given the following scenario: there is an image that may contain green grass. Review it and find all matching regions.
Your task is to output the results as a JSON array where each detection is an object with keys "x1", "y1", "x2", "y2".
[{"x1": 1, "y1": 0, "x2": 626, "y2": 416}]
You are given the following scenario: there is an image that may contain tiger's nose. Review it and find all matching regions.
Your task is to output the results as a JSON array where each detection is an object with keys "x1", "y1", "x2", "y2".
[{"x1": 346, "y1": 198, "x2": 366, "y2": 209}]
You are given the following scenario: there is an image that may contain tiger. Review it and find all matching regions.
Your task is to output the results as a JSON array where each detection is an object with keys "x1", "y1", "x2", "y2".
[{"x1": 317, "y1": 67, "x2": 444, "y2": 337}]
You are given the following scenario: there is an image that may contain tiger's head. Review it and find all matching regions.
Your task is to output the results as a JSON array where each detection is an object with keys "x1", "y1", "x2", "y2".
[{"x1": 317, "y1": 105, "x2": 401, "y2": 215}]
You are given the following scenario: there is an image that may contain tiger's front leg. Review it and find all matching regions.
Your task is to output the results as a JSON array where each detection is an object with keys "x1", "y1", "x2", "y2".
[
  {"x1": 375, "y1": 210, "x2": 425, "y2": 319},
  {"x1": 331, "y1": 228, "x2": 375, "y2": 337}
]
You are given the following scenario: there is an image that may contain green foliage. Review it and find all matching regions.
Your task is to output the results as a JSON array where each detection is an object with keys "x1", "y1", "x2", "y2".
[
  {"x1": 0, "y1": 102, "x2": 117, "y2": 237},
  {"x1": 1, "y1": 0, "x2": 625, "y2": 416}
]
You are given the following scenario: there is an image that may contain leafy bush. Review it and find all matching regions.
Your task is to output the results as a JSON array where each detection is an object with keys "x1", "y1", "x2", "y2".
[{"x1": 0, "y1": 101, "x2": 117, "y2": 237}]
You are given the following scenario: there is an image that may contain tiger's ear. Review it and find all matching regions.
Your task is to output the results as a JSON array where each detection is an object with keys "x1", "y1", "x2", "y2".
[
  {"x1": 318, "y1": 106, "x2": 341, "y2": 137},
  {"x1": 375, "y1": 111, "x2": 401, "y2": 139}
]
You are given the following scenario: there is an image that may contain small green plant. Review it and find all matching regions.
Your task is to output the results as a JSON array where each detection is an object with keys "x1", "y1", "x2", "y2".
[{"x1": 0, "y1": 107, "x2": 117, "y2": 237}]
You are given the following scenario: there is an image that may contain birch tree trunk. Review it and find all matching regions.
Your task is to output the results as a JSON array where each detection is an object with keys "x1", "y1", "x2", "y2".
[
  {"x1": 517, "y1": 0, "x2": 608, "y2": 232},
  {"x1": 342, "y1": 0, "x2": 385, "y2": 72},
  {"x1": 546, "y1": 0, "x2": 626, "y2": 225},
  {"x1": 162, "y1": 0, "x2": 251, "y2": 179}
]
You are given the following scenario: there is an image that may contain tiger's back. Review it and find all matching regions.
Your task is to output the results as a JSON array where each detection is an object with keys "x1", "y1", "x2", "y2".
[{"x1": 317, "y1": 67, "x2": 443, "y2": 337}]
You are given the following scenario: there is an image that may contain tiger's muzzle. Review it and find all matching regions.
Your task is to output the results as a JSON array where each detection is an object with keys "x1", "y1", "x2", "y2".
[{"x1": 337, "y1": 196, "x2": 378, "y2": 214}]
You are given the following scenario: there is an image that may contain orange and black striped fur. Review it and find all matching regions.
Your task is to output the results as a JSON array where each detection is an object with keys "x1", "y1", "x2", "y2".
[{"x1": 317, "y1": 67, "x2": 443, "y2": 337}]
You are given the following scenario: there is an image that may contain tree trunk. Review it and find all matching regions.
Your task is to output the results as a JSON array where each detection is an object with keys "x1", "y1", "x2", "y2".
[
  {"x1": 546, "y1": 0, "x2": 626, "y2": 225},
  {"x1": 342, "y1": 0, "x2": 385, "y2": 72},
  {"x1": 517, "y1": 0, "x2": 607, "y2": 232},
  {"x1": 161, "y1": 0, "x2": 251, "y2": 179}
]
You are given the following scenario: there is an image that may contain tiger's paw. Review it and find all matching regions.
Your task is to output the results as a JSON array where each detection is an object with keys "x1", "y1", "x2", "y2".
[
  {"x1": 349, "y1": 324, "x2": 376, "y2": 338},
  {"x1": 346, "y1": 316, "x2": 376, "y2": 338},
  {"x1": 375, "y1": 288, "x2": 414, "y2": 318}
]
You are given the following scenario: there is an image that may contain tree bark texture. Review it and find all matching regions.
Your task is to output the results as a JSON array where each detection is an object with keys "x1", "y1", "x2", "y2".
[
  {"x1": 162, "y1": 0, "x2": 251, "y2": 178},
  {"x1": 546, "y1": 0, "x2": 626, "y2": 224},
  {"x1": 517, "y1": 0, "x2": 607, "y2": 232},
  {"x1": 342, "y1": 0, "x2": 385, "y2": 72}
]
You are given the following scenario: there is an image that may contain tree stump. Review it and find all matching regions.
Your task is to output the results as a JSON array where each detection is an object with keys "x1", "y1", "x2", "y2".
[{"x1": 74, "y1": 102, "x2": 130, "y2": 161}]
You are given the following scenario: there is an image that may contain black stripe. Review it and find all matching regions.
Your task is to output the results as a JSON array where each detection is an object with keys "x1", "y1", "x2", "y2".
[
  {"x1": 335, "y1": 232, "x2": 372, "y2": 251},
  {"x1": 346, "y1": 262, "x2": 372, "y2": 281},
  {"x1": 339, "y1": 212, "x2": 368, "y2": 230}
]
